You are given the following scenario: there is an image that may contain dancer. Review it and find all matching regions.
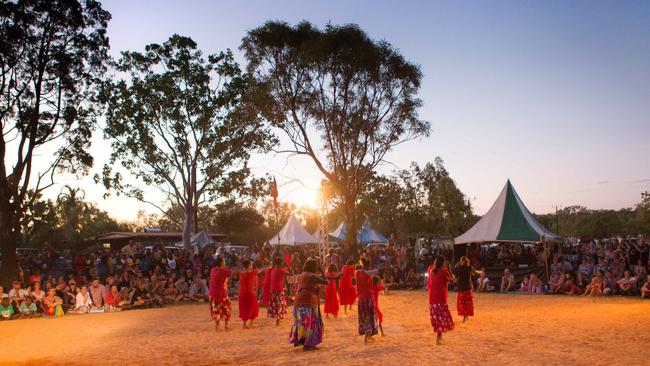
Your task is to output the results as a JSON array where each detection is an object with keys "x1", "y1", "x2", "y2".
[
  {"x1": 238, "y1": 259, "x2": 259, "y2": 328},
  {"x1": 289, "y1": 258, "x2": 330, "y2": 351},
  {"x1": 428, "y1": 255, "x2": 454, "y2": 345},
  {"x1": 324, "y1": 264, "x2": 341, "y2": 318},
  {"x1": 372, "y1": 275, "x2": 385, "y2": 336},
  {"x1": 339, "y1": 259, "x2": 357, "y2": 314},
  {"x1": 261, "y1": 260, "x2": 272, "y2": 307},
  {"x1": 209, "y1": 256, "x2": 238, "y2": 331},
  {"x1": 454, "y1": 256, "x2": 481, "y2": 323},
  {"x1": 355, "y1": 257, "x2": 379, "y2": 342},
  {"x1": 267, "y1": 257, "x2": 288, "y2": 325}
]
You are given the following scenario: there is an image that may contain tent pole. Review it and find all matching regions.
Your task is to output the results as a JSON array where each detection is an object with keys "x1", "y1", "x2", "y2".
[{"x1": 543, "y1": 236, "x2": 550, "y2": 282}]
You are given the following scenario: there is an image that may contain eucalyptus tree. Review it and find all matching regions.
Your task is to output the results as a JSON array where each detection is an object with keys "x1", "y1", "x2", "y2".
[
  {"x1": 242, "y1": 21, "x2": 429, "y2": 253},
  {"x1": 99, "y1": 35, "x2": 274, "y2": 249}
]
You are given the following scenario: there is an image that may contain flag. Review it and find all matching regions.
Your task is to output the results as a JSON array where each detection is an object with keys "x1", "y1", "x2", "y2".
[{"x1": 271, "y1": 177, "x2": 278, "y2": 210}]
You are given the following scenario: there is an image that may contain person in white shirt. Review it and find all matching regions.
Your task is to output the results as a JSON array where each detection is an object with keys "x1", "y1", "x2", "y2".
[{"x1": 72, "y1": 286, "x2": 92, "y2": 314}]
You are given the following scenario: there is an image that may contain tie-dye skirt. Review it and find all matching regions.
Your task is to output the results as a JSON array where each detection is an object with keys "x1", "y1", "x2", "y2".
[
  {"x1": 289, "y1": 304, "x2": 323, "y2": 347},
  {"x1": 357, "y1": 297, "x2": 378, "y2": 336}
]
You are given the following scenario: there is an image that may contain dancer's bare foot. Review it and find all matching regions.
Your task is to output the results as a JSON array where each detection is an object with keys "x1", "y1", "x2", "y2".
[{"x1": 436, "y1": 333, "x2": 444, "y2": 345}]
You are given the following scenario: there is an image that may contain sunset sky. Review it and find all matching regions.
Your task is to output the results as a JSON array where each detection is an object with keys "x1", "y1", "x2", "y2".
[{"x1": 46, "y1": 0, "x2": 650, "y2": 221}]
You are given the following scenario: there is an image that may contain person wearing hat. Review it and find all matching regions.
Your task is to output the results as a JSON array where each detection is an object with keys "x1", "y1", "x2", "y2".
[{"x1": 0, "y1": 294, "x2": 18, "y2": 320}]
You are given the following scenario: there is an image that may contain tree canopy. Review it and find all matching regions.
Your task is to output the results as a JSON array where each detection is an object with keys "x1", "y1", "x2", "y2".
[
  {"x1": 99, "y1": 35, "x2": 275, "y2": 249},
  {"x1": 241, "y1": 21, "x2": 429, "y2": 252},
  {"x1": 0, "y1": 0, "x2": 110, "y2": 284}
]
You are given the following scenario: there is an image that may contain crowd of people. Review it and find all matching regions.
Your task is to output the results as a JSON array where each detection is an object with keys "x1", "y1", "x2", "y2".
[
  {"x1": 468, "y1": 236, "x2": 650, "y2": 298},
  {"x1": 1, "y1": 235, "x2": 648, "y2": 322}
]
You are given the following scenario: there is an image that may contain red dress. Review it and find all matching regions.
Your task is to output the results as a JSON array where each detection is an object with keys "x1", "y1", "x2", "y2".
[
  {"x1": 324, "y1": 271, "x2": 340, "y2": 316},
  {"x1": 267, "y1": 267, "x2": 287, "y2": 319},
  {"x1": 209, "y1": 267, "x2": 233, "y2": 321},
  {"x1": 238, "y1": 270, "x2": 259, "y2": 321},
  {"x1": 261, "y1": 268, "x2": 271, "y2": 306},
  {"x1": 339, "y1": 265, "x2": 357, "y2": 306},
  {"x1": 373, "y1": 283, "x2": 384, "y2": 323},
  {"x1": 427, "y1": 265, "x2": 454, "y2": 334}
]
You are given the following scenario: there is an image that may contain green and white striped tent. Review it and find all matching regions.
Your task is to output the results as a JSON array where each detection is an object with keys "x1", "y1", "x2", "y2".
[{"x1": 455, "y1": 180, "x2": 560, "y2": 244}]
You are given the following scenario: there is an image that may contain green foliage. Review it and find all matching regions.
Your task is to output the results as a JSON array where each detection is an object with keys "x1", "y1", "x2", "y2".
[
  {"x1": 19, "y1": 187, "x2": 129, "y2": 250},
  {"x1": 357, "y1": 158, "x2": 476, "y2": 239},
  {"x1": 0, "y1": 0, "x2": 111, "y2": 283},
  {"x1": 98, "y1": 35, "x2": 275, "y2": 247},
  {"x1": 242, "y1": 21, "x2": 429, "y2": 251},
  {"x1": 536, "y1": 199, "x2": 650, "y2": 238}
]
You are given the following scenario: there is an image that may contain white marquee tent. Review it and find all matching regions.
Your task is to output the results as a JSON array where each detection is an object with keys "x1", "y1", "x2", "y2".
[{"x1": 268, "y1": 214, "x2": 318, "y2": 246}]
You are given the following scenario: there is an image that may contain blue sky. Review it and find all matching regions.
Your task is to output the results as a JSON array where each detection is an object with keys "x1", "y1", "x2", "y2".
[{"x1": 54, "y1": 0, "x2": 650, "y2": 220}]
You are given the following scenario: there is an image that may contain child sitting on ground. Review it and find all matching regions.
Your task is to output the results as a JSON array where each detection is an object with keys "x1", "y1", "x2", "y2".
[
  {"x1": 19, "y1": 296, "x2": 38, "y2": 318},
  {"x1": 582, "y1": 276, "x2": 602, "y2": 297},
  {"x1": 0, "y1": 294, "x2": 18, "y2": 320},
  {"x1": 520, "y1": 275, "x2": 530, "y2": 293}
]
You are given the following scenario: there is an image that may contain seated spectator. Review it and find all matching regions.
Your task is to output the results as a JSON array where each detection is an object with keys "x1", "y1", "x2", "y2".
[
  {"x1": 603, "y1": 271, "x2": 616, "y2": 295},
  {"x1": 65, "y1": 279, "x2": 79, "y2": 307},
  {"x1": 548, "y1": 272, "x2": 563, "y2": 294},
  {"x1": 500, "y1": 269, "x2": 515, "y2": 292},
  {"x1": 174, "y1": 276, "x2": 190, "y2": 301},
  {"x1": 641, "y1": 274, "x2": 650, "y2": 299},
  {"x1": 8, "y1": 281, "x2": 29, "y2": 309},
  {"x1": 563, "y1": 277, "x2": 582, "y2": 295},
  {"x1": 105, "y1": 285, "x2": 126, "y2": 311},
  {"x1": 520, "y1": 275, "x2": 530, "y2": 293},
  {"x1": 162, "y1": 279, "x2": 178, "y2": 303},
  {"x1": 0, "y1": 294, "x2": 18, "y2": 320},
  {"x1": 188, "y1": 276, "x2": 209, "y2": 302},
  {"x1": 30, "y1": 281, "x2": 45, "y2": 312},
  {"x1": 131, "y1": 281, "x2": 154, "y2": 308},
  {"x1": 616, "y1": 271, "x2": 637, "y2": 296},
  {"x1": 89, "y1": 278, "x2": 106, "y2": 309},
  {"x1": 71, "y1": 286, "x2": 92, "y2": 314},
  {"x1": 43, "y1": 288, "x2": 64, "y2": 317},
  {"x1": 476, "y1": 269, "x2": 490, "y2": 292},
  {"x1": 583, "y1": 276, "x2": 603, "y2": 297},
  {"x1": 18, "y1": 296, "x2": 38, "y2": 318},
  {"x1": 529, "y1": 273, "x2": 543, "y2": 294}
]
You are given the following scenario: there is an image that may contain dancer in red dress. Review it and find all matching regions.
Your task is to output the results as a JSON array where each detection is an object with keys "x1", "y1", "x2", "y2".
[
  {"x1": 372, "y1": 275, "x2": 385, "y2": 336},
  {"x1": 454, "y1": 256, "x2": 481, "y2": 323},
  {"x1": 355, "y1": 258, "x2": 379, "y2": 342},
  {"x1": 428, "y1": 255, "x2": 455, "y2": 345},
  {"x1": 261, "y1": 260, "x2": 272, "y2": 307},
  {"x1": 324, "y1": 264, "x2": 342, "y2": 318},
  {"x1": 339, "y1": 259, "x2": 357, "y2": 314},
  {"x1": 267, "y1": 257, "x2": 288, "y2": 325},
  {"x1": 209, "y1": 256, "x2": 239, "y2": 331},
  {"x1": 238, "y1": 259, "x2": 259, "y2": 328}
]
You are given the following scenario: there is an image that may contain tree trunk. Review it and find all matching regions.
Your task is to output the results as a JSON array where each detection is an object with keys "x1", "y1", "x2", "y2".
[
  {"x1": 344, "y1": 200, "x2": 358, "y2": 257},
  {"x1": 182, "y1": 205, "x2": 195, "y2": 251},
  {"x1": 0, "y1": 198, "x2": 18, "y2": 287}
]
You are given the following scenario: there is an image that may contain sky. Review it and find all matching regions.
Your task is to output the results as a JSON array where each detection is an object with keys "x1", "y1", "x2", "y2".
[{"x1": 44, "y1": 0, "x2": 650, "y2": 221}]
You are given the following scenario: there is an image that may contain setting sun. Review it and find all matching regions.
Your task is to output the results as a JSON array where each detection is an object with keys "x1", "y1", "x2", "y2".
[{"x1": 287, "y1": 188, "x2": 319, "y2": 209}]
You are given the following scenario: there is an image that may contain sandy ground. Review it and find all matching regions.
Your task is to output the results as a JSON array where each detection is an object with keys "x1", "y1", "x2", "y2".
[{"x1": 1, "y1": 291, "x2": 648, "y2": 366}]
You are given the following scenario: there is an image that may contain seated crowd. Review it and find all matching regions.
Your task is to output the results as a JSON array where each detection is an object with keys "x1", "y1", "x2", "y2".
[{"x1": 473, "y1": 236, "x2": 650, "y2": 298}]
